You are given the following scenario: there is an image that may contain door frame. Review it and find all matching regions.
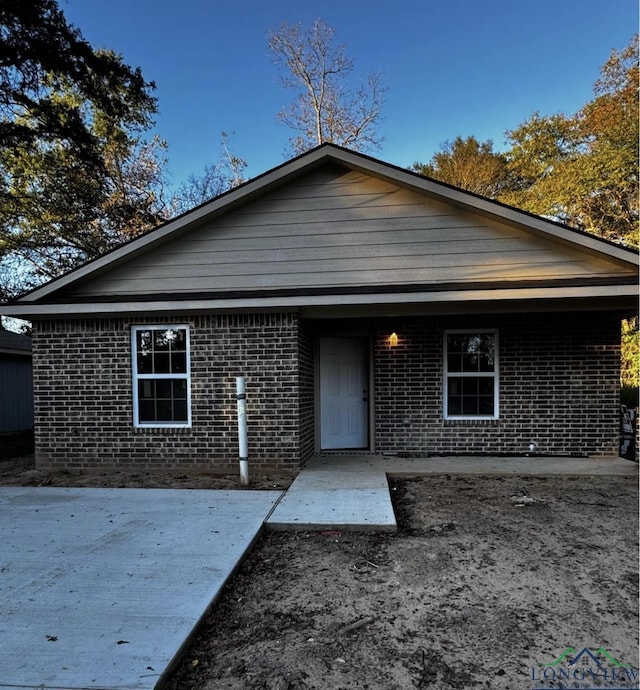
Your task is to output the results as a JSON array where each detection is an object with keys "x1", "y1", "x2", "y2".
[{"x1": 314, "y1": 334, "x2": 375, "y2": 453}]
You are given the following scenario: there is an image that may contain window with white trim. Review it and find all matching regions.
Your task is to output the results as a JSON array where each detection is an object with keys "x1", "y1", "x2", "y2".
[
  {"x1": 444, "y1": 330, "x2": 498, "y2": 419},
  {"x1": 132, "y1": 326, "x2": 191, "y2": 427}
]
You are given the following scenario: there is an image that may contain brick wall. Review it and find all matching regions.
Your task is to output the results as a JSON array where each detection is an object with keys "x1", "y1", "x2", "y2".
[
  {"x1": 32, "y1": 313, "x2": 303, "y2": 472},
  {"x1": 31, "y1": 309, "x2": 622, "y2": 471},
  {"x1": 373, "y1": 312, "x2": 621, "y2": 457}
]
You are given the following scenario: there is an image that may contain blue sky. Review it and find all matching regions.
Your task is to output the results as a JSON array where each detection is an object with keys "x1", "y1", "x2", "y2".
[{"x1": 61, "y1": 0, "x2": 636, "y2": 189}]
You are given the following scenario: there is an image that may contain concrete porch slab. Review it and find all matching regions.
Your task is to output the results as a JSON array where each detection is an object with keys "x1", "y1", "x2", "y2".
[
  {"x1": 265, "y1": 467, "x2": 396, "y2": 532},
  {"x1": 0, "y1": 487, "x2": 282, "y2": 690},
  {"x1": 306, "y1": 453, "x2": 639, "y2": 476}
]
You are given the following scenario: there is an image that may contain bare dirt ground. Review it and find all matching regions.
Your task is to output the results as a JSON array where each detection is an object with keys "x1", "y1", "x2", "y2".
[
  {"x1": 0, "y1": 455, "x2": 292, "y2": 491},
  {"x1": 1, "y1": 440, "x2": 638, "y2": 689}
]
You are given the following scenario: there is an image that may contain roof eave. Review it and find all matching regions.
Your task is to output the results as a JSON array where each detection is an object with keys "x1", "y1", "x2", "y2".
[{"x1": 4, "y1": 283, "x2": 638, "y2": 319}]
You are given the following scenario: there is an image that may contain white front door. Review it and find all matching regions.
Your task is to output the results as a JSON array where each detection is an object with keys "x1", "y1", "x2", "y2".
[{"x1": 319, "y1": 337, "x2": 369, "y2": 450}]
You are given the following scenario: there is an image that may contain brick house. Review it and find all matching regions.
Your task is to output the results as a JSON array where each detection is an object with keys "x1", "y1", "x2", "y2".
[{"x1": 4, "y1": 145, "x2": 638, "y2": 472}]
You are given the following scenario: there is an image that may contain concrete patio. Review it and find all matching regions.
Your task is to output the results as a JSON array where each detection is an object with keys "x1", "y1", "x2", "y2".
[{"x1": 0, "y1": 487, "x2": 282, "y2": 690}]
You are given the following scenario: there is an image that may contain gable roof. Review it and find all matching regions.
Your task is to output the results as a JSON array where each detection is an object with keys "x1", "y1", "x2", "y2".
[{"x1": 4, "y1": 144, "x2": 638, "y2": 318}]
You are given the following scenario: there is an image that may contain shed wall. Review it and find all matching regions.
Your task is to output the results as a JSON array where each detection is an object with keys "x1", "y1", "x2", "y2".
[{"x1": 0, "y1": 355, "x2": 34, "y2": 432}]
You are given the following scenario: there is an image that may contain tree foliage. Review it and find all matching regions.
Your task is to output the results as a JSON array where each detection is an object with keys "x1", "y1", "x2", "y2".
[
  {"x1": 0, "y1": 0, "x2": 164, "y2": 297},
  {"x1": 172, "y1": 132, "x2": 247, "y2": 215},
  {"x1": 411, "y1": 136, "x2": 510, "y2": 198},
  {"x1": 268, "y1": 19, "x2": 386, "y2": 156},
  {"x1": 501, "y1": 36, "x2": 638, "y2": 245},
  {"x1": 0, "y1": 0, "x2": 155, "y2": 164},
  {"x1": 412, "y1": 36, "x2": 638, "y2": 248},
  {"x1": 621, "y1": 317, "x2": 639, "y2": 392}
]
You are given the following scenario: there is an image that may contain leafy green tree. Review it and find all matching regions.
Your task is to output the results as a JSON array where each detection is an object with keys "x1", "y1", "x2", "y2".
[
  {"x1": 411, "y1": 136, "x2": 510, "y2": 197},
  {"x1": 621, "y1": 317, "x2": 639, "y2": 401},
  {"x1": 0, "y1": 0, "x2": 155, "y2": 166},
  {"x1": 268, "y1": 19, "x2": 386, "y2": 155},
  {"x1": 501, "y1": 36, "x2": 638, "y2": 246},
  {"x1": 0, "y1": 0, "x2": 163, "y2": 294}
]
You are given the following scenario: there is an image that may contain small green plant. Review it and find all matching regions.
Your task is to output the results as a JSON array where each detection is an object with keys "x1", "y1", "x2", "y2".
[{"x1": 621, "y1": 317, "x2": 639, "y2": 408}]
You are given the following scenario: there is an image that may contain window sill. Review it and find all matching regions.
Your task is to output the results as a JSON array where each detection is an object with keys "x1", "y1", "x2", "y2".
[
  {"x1": 133, "y1": 425, "x2": 192, "y2": 433},
  {"x1": 443, "y1": 418, "x2": 500, "y2": 425}
]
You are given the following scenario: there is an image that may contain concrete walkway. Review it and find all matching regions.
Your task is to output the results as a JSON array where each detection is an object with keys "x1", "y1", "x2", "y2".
[
  {"x1": 266, "y1": 466, "x2": 396, "y2": 532},
  {"x1": 266, "y1": 453, "x2": 638, "y2": 532},
  {"x1": 0, "y1": 487, "x2": 282, "y2": 690}
]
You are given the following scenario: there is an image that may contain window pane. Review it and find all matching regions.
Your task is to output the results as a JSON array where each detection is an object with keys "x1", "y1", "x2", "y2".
[
  {"x1": 136, "y1": 377, "x2": 189, "y2": 424},
  {"x1": 155, "y1": 380, "x2": 172, "y2": 398},
  {"x1": 448, "y1": 333, "x2": 495, "y2": 373},
  {"x1": 156, "y1": 399, "x2": 172, "y2": 421},
  {"x1": 171, "y1": 352, "x2": 186, "y2": 373},
  {"x1": 462, "y1": 397, "x2": 478, "y2": 415},
  {"x1": 479, "y1": 334, "x2": 495, "y2": 371},
  {"x1": 154, "y1": 330, "x2": 170, "y2": 350},
  {"x1": 478, "y1": 378, "x2": 494, "y2": 395},
  {"x1": 172, "y1": 379, "x2": 187, "y2": 398},
  {"x1": 137, "y1": 352, "x2": 153, "y2": 374},
  {"x1": 448, "y1": 397, "x2": 462, "y2": 416},
  {"x1": 139, "y1": 400, "x2": 155, "y2": 422},
  {"x1": 479, "y1": 396, "x2": 494, "y2": 415},
  {"x1": 447, "y1": 353, "x2": 462, "y2": 372},
  {"x1": 447, "y1": 378, "x2": 463, "y2": 416},
  {"x1": 172, "y1": 329, "x2": 186, "y2": 350},
  {"x1": 153, "y1": 352, "x2": 170, "y2": 373},
  {"x1": 136, "y1": 330, "x2": 152, "y2": 351},
  {"x1": 448, "y1": 334, "x2": 464, "y2": 352},
  {"x1": 173, "y1": 400, "x2": 187, "y2": 421},
  {"x1": 139, "y1": 380, "x2": 154, "y2": 399},
  {"x1": 462, "y1": 378, "x2": 479, "y2": 395},
  {"x1": 462, "y1": 352, "x2": 479, "y2": 372}
]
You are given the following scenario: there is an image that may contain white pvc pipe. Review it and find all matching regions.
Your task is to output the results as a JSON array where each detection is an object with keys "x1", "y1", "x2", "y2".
[{"x1": 236, "y1": 377, "x2": 249, "y2": 485}]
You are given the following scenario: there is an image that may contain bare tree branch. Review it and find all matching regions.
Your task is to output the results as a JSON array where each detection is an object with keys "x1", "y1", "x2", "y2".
[{"x1": 268, "y1": 19, "x2": 386, "y2": 155}]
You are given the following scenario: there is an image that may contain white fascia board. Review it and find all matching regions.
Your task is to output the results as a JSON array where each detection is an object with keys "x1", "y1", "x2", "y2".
[{"x1": 3, "y1": 284, "x2": 638, "y2": 318}]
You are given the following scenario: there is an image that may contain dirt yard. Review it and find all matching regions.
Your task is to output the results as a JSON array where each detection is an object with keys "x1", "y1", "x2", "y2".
[
  {"x1": 0, "y1": 453, "x2": 293, "y2": 491},
  {"x1": 1, "y1": 443, "x2": 638, "y2": 689}
]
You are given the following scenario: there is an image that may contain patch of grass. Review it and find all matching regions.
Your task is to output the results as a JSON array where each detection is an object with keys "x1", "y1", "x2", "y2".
[{"x1": 0, "y1": 431, "x2": 34, "y2": 460}]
